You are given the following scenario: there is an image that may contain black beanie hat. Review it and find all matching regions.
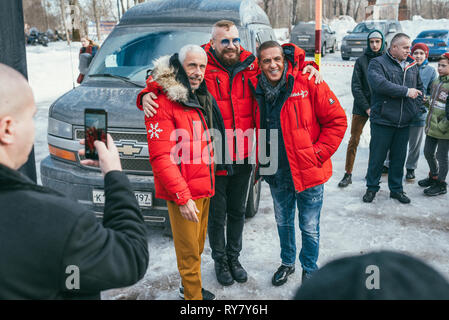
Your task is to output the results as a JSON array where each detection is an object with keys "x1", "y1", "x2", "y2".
[{"x1": 294, "y1": 251, "x2": 449, "y2": 300}]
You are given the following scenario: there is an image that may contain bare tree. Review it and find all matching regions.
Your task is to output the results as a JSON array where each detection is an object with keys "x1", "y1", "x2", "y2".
[
  {"x1": 60, "y1": 0, "x2": 71, "y2": 44},
  {"x1": 93, "y1": 0, "x2": 101, "y2": 41},
  {"x1": 69, "y1": 0, "x2": 81, "y2": 41}
]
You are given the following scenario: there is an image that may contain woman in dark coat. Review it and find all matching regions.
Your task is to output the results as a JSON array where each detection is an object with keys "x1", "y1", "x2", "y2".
[{"x1": 77, "y1": 37, "x2": 99, "y2": 84}]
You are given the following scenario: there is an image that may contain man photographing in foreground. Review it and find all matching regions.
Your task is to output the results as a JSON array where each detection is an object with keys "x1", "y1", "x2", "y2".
[{"x1": 0, "y1": 63, "x2": 148, "y2": 299}]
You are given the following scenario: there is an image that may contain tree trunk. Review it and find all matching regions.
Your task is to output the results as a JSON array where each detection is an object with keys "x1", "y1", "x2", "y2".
[
  {"x1": 346, "y1": 0, "x2": 352, "y2": 16},
  {"x1": 120, "y1": 0, "x2": 125, "y2": 14},
  {"x1": 292, "y1": 0, "x2": 298, "y2": 26},
  {"x1": 60, "y1": 0, "x2": 70, "y2": 44},
  {"x1": 69, "y1": 0, "x2": 80, "y2": 41},
  {"x1": 339, "y1": 0, "x2": 345, "y2": 15},
  {"x1": 354, "y1": 0, "x2": 363, "y2": 21},
  {"x1": 93, "y1": 0, "x2": 101, "y2": 41}
]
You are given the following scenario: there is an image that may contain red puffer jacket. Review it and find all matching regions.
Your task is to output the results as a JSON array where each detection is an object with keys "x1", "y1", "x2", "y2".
[
  {"x1": 202, "y1": 43, "x2": 259, "y2": 166},
  {"x1": 249, "y1": 43, "x2": 347, "y2": 193},
  {"x1": 143, "y1": 56, "x2": 215, "y2": 206}
]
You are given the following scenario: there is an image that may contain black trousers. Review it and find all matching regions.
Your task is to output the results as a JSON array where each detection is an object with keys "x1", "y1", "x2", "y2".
[
  {"x1": 366, "y1": 123, "x2": 410, "y2": 193},
  {"x1": 208, "y1": 164, "x2": 252, "y2": 262}
]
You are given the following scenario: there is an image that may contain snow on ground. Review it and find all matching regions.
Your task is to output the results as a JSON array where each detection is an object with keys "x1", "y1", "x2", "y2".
[{"x1": 26, "y1": 17, "x2": 449, "y2": 300}]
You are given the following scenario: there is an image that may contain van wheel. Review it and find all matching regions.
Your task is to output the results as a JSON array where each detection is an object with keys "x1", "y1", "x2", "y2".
[
  {"x1": 245, "y1": 172, "x2": 261, "y2": 218},
  {"x1": 321, "y1": 43, "x2": 326, "y2": 57},
  {"x1": 342, "y1": 56, "x2": 350, "y2": 61}
]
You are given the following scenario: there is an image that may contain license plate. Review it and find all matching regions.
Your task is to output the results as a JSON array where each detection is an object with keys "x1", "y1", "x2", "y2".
[
  {"x1": 351, "y1": 48, "x2": 363, "y2": 52},
  {"x1": 93, "y1": 189, "x2": 152, "y2": 207},
  {"x1": 427, "y1": 43, "x2": 434, "y2": 47}
]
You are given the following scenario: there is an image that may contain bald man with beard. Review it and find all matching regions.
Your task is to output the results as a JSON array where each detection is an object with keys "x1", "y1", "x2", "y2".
[{"x1": 0, "y1": 63, "x2": 148, "y2": 299}]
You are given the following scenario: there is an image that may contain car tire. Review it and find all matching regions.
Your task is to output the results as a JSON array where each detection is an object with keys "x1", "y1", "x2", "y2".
[
  {"x1": 331, "y1": 41, "x2": 337, "y2": 53},
  {"x1": 321, "y1": 43, "x2": 326, "y2": 57},
  {"x1": 245, "y1": 171, "x2": 261, "y2": 219},
  {"x1": 342, "y1": 56, "x2": 350, "y2": 61}
]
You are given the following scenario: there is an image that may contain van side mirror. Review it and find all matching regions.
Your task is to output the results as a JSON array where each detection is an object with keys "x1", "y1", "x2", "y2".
[{"x1": 347, "y1": 30, "x2": 352, "y2": 34}]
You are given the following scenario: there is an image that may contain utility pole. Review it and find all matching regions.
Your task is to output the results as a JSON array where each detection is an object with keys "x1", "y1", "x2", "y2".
[{"x1": 315, "y1": 0, "x2": 322, "y2": 67}]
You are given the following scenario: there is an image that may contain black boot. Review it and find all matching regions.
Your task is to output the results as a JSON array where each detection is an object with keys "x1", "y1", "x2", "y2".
[
  {"x1": 405, "y1": 169, "x2": 415, "y2": 181},
  {"x1": 214, "y1": 259, "x2": 234, "y2": 286},
  {"x1": 424, "y1": 180, "x2": 447, "y2": 196},
  {"x1": 228, "y1": 257, "x2": 248, "y2": 283},
  {"x1": 390, "y1": 191, "x2": 411, "y2": 204},
  {"x1": 179, "y1": 285, "x2": 216, "y2": 300},
  {"x1": 302, "y1": 270, "x2": 314, "y2": 282},
  {"x1": 418, "y1": 174, "x2": 438, "y2": 187},
  {"x1": 272, "y1": 265, "x2": 295, "y2": 286},
  {"x1": 363, "y1": 190, "x2": 377, "y2": 203},
  {"x1": 338, "y1": 173, "x2": 352, "y2": 188},
  {"x1": 382, "y1": 166, "x2": 389, "y2": 175}
]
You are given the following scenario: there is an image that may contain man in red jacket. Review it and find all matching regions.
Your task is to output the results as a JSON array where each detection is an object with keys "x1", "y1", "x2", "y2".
[
  {"x1": 249, "y1": 41, "x2": 347, "y2": 286},
  {"x1": 143, "y1": 45, "x2": 227, "y2": 300},
  {"x1": 138, "y1": 20, "x2": 321, "y2": 287}
]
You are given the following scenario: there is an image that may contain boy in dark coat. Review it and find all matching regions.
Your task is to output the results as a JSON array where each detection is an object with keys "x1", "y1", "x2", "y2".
[{"x1": 338, "y1": 30, "x2": 385, "y2": 188}]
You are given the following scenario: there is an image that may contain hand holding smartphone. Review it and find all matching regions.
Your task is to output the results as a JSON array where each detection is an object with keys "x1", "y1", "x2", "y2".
[
  {"x1": 78, "y1": 109, "x2": 122, "y2": 176},
  {"x1": 84, "y1": 108, "x2": 107, "y2": 160}
]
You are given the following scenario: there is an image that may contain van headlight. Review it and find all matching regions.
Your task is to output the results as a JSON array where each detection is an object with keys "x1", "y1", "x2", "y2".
[
  {"x1": 48, "y1": 117, "x2": 73, "y2": 139},
  {"x1": 342, "y1": 39, "x2": 348, "y2": 46}
]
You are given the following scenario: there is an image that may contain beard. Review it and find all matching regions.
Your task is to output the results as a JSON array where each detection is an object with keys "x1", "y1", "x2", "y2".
[{"x1": 215, "y1": 47, "x2": 241, "y2": 67}]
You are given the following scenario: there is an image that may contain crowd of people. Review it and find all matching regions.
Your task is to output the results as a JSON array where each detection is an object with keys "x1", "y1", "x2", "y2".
[
  {"x1": 339, "y1": 30, "x2": 449, "y2": 204},
  {"x1": 1, "y1": 18, "x2": 448, "y2": 300}
]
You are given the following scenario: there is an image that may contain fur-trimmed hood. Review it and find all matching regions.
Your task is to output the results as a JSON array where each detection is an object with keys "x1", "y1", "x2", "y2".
[{"x1": 150, "y1": 55, "x2": 190, "y2": 104}]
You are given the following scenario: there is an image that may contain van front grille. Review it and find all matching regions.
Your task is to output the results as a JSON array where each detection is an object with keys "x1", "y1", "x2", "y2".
[
  {"x1": 75, "y1": 129, "x2": 148, "y2": 143},
  {"x1": 75, "y1": 128, "x2": 151, "y2": 174}
]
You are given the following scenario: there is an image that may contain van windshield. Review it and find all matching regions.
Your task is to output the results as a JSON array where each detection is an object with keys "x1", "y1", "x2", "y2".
[
  {"x1": 88, "y1": 29, "x2": 212, "y2": 83},
  {"x1": 352, "y1": 22, "x2": 386, "y2": 34}
]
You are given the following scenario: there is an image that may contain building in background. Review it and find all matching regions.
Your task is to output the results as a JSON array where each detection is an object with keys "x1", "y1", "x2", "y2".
[{"x1": 88, "y1": 20, "x2": 116, "y2": 42}]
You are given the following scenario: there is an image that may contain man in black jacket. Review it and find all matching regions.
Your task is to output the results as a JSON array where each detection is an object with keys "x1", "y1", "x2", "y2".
[
  {"x1": 363, "y1": 34, "x2": 424, "y2": 204},
  {"x1": 0, "y1": 63, "x2": 149, "y2": 299},
  {"x1": 338, "y1": 30, "x2": 385, "y2": 188}
]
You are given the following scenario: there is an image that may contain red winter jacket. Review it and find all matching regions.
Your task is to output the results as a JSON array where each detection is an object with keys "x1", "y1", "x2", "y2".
[
  {"x1": 137, "y1": 43, "x2": 316, "y2": 175},
  {"x1": 249, "y1": 43, "x2": 347, "y2": 193},
  {"x1": 201, "y1": 43, "x2": 259, "y2": 165},
  {"x1": 143, "y1": 56, "x2": 215, "y2": 206}
]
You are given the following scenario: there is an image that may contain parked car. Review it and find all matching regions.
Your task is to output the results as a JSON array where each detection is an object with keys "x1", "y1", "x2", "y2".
[
  {"x1": 41, "y1": 0, "x2": 268, "y2": 235},
  {"x1": 290, "y1": 22, "x2": 337, "y2": 56},
  {"x1": 341, "y1": 20, "x2": 402, "y2": 60},
  {"x1": 412, "y1": 30, "x2": 449, "y2": 61}
]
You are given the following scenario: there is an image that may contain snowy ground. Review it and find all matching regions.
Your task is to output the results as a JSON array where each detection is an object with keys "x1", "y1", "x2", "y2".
[{"x1": 26, "y1": 17, "x2": 449, "y2": 300}]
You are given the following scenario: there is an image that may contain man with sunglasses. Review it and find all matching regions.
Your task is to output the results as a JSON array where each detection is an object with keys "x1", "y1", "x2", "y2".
[{"x1": 137, "y1": 20, "x2": 321, "y2": 287}]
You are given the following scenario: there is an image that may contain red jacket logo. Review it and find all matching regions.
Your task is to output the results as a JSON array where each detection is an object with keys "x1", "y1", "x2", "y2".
[
  {"x1": 148, "y1": 122, "x2": 163, "y2": 139},
  {"x1": 290, "y1": 90, "x2": 308, "y2": 98}
]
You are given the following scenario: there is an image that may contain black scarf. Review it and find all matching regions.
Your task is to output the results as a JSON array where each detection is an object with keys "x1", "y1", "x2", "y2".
[{"x1": 258, "y1": 60, "x2": 288, "y2": 107}]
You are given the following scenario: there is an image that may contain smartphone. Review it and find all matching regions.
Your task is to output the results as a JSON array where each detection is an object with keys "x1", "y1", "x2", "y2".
[{"x1": 84, "y1": 108, "x2": 107, "y2": 160}]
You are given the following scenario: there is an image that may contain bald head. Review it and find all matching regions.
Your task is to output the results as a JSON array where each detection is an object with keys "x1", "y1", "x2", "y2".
[
  {"x1": 0, "y1": 63, "x2": 34, "y2": 117},
  {"x1": 0, "y1": 63, "x2": 36, "y2": 169}
]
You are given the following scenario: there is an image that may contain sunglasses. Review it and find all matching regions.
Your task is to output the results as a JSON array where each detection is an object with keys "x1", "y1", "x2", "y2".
[{"x1": 220, "y1": 38, "x2": 241, "y2": 47}]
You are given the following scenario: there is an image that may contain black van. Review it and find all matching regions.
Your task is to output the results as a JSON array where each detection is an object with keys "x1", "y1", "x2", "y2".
[{"x1": 41, "y1": 0, "x2": 274, "y2": 234}]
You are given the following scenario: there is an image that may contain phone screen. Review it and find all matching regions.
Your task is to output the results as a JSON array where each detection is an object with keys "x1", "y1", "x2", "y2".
[{"x1": 84, "y1": 109, "x2": 107, "y2": 160}]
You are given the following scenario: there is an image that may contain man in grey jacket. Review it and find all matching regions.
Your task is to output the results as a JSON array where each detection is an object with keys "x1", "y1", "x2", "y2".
[
  {"x1": 363, "y1": 33, "x2": 424, "y2": 204},
  {"x1": 0, "y1": 63, "x2": 149, "y2": 299}
]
